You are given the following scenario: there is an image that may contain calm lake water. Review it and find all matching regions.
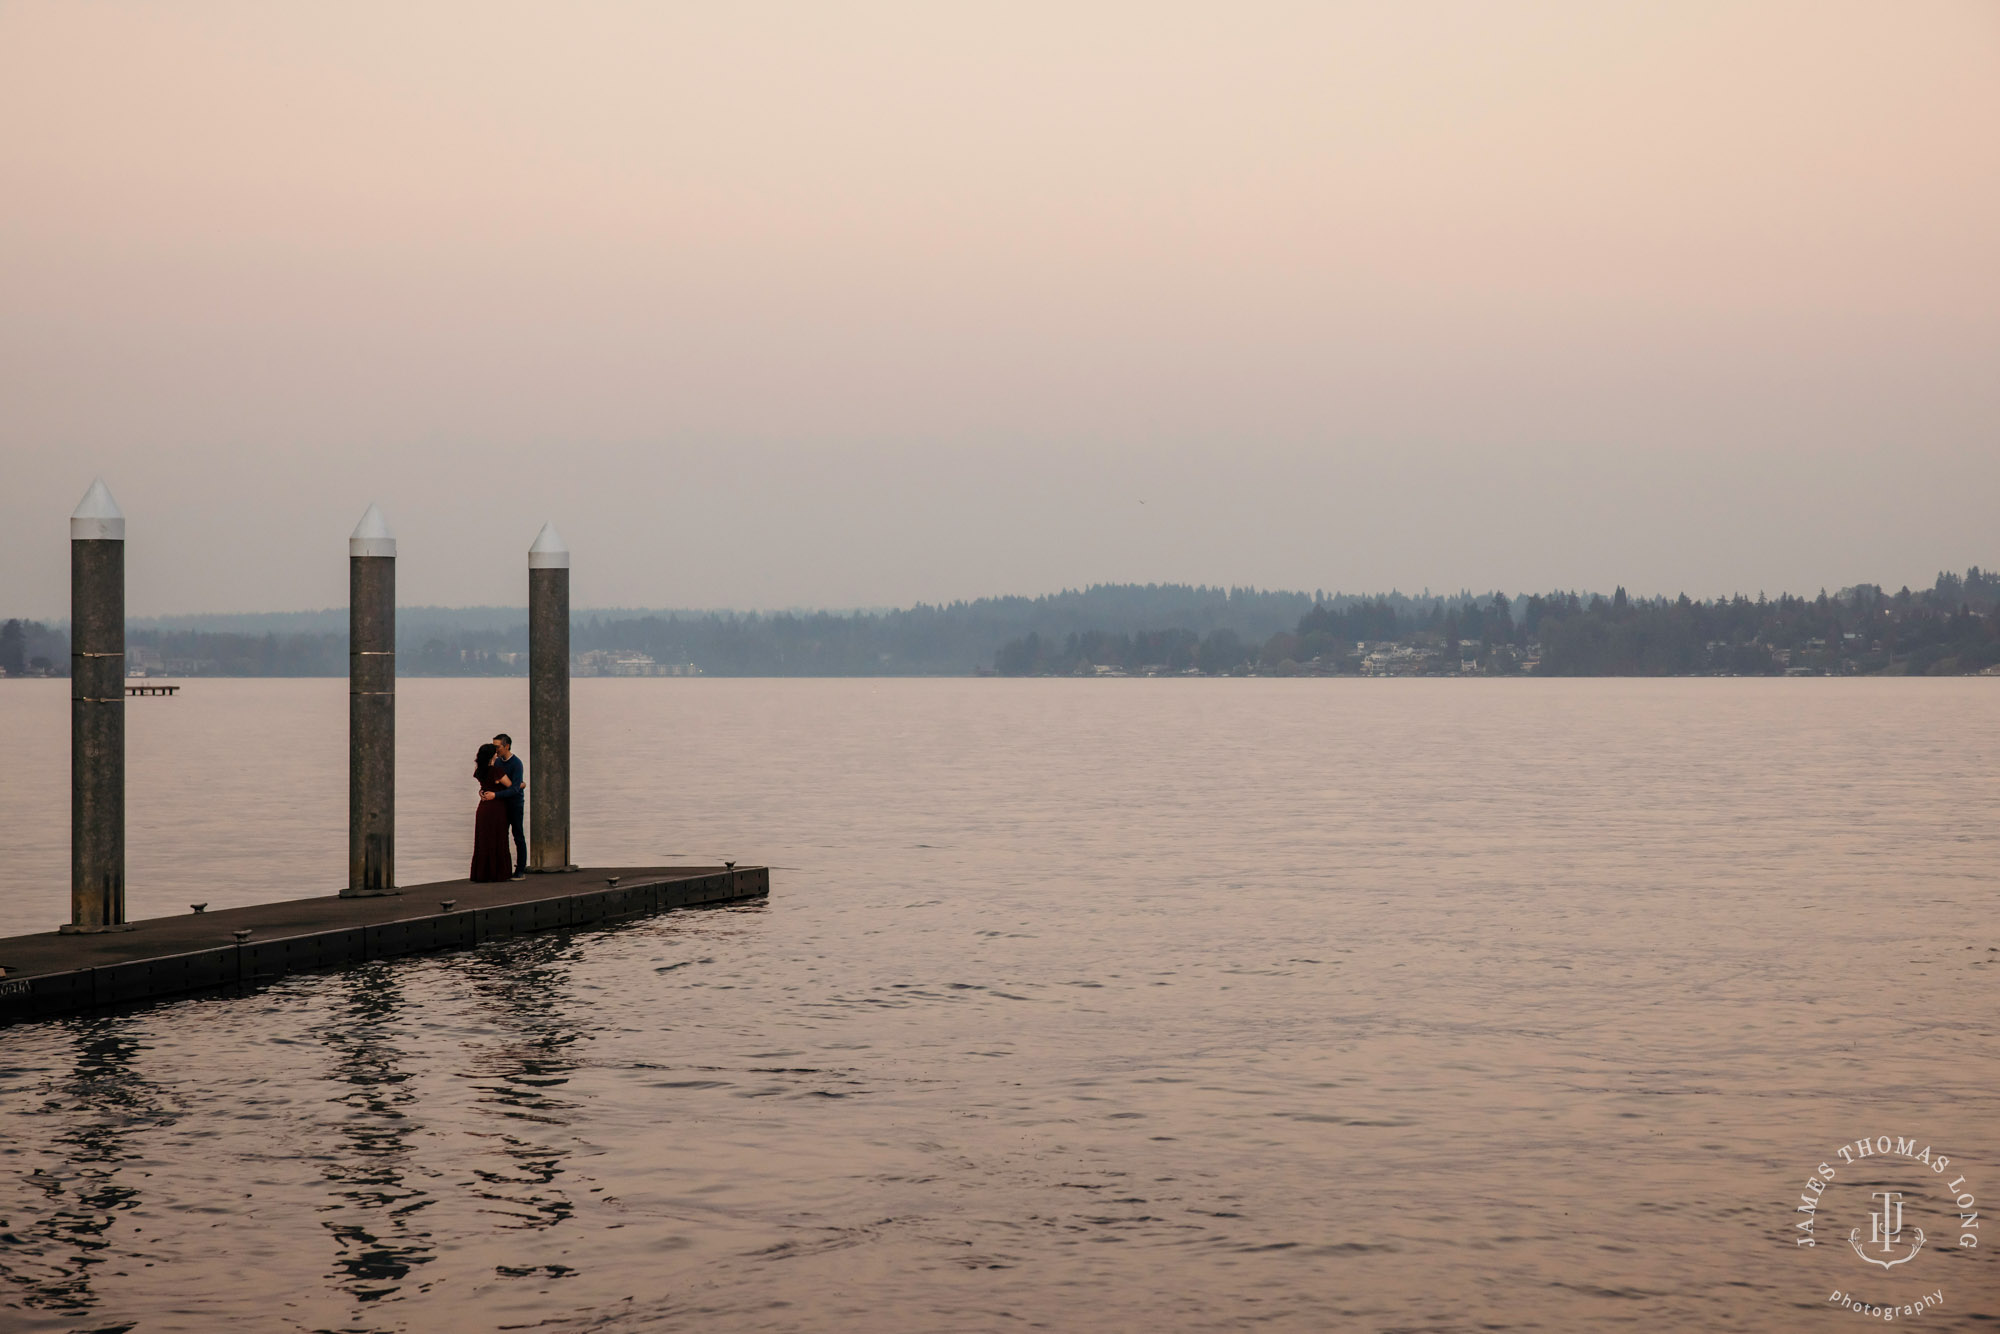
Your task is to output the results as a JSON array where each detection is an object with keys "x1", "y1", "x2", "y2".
[{"x1": 0, "y1": 678, "x2": 1995, "y2": 1331}]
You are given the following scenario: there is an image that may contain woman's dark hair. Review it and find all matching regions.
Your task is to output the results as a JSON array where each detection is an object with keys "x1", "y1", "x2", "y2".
[{"x1": 475, "y1": 742, "x2": 498, "y2": 776}]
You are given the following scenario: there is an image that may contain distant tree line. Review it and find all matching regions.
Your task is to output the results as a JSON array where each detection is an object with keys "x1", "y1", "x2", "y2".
[
  {"x1": 993, "y1": 570, "x2": 2000, "y2": 677},
  {"x1": 563, "y1": 585, "x2": 1319, "y2": 675},
  {"x1": 0, "y1": 586, "x2": 1314, "y2": 678},
  {"x1": 0, "y1": 619, "x2": 67, "y2": 677},
  {"x1": 5, "y1": 573, "x2": 1997, "y2": 678}
]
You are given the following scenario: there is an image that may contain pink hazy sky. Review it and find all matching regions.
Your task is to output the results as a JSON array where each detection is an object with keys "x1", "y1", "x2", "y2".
[{"x1": 3, "y1": 1, "x2": 1997, "y2": 615}]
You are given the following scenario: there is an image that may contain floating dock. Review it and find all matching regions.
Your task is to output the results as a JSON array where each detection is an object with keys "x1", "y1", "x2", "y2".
[{"x1": 0, "y1": 865, "x2": 768, "y2": 1024}]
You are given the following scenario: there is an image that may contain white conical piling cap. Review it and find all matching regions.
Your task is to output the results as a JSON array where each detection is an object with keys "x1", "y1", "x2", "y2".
[
  {"x1": 71, "y1": 479, "x2": 125, "y2": 541},
  {"x1": 528, "y1": 522, "x2": 570, "y2": 569},
  {"x1": 349, "y1": 503, "x2": 397, "y2": 558}
]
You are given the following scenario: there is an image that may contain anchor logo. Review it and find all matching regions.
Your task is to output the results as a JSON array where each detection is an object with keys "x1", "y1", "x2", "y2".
[{"x1": 1848, "y1": 1190, "x2": 1925, "y2": 1270}]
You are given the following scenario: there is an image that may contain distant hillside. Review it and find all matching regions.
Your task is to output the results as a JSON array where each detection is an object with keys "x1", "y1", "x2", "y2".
[
  {"x1": 4, "y1": 574, "x2": 1996, "y2": 677},
  {"x1": 995, "y1": 571, "x2": 2000, "y2": 678},
  {"x1": 0, "y1": 585, "x2": 1350, "y2": 677}
]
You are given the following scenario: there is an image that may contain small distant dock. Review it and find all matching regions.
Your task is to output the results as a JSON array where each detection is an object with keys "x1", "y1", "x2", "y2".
[
  {"x1": 125, "y1": 683, "x2": 178, "y2": 696},
  {"x1": 0, "y1": 865, "x2": 768, "y2": 1024}
]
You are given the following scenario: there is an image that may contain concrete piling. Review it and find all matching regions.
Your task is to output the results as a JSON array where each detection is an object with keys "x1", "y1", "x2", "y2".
[
  {"x1": 345, "y1": 505, "x2": 398, "y2": 897},
  {"x1": 65, "y1": 480, "x2": 127, "y2": 933},
  {"x1": 528, "y1": 523, "x2": 573, "y2": 872}
]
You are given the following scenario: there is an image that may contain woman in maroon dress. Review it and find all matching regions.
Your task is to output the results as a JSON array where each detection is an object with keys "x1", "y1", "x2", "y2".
[{"x1": 470, "y1": 742, "x2": 515, "y2": 882}]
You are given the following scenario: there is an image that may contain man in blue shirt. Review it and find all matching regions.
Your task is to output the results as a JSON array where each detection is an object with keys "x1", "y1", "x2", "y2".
[{"x1": 491, "y1": 733, "x2": 526, "y2": 879}]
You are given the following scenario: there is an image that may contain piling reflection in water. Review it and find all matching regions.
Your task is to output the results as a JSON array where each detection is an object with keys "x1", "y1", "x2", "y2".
[
  {"x1": 8, "y1": 1020, "x2": 172, "y2": 1320},
  {"x1": 312, "y1": 967, "x2": 436, "y2": 1303},
  {"x1": 460, "y1": 936, "x2": 584, "y2": 1242},
  {"x1": 304, "y1": 936, "x2": 591, "y2": 1313}
]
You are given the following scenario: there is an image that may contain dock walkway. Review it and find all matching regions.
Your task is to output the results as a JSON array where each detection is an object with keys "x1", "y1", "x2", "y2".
[{"x1": 0, "y1": 865, "x2": 767, "y2": 1023}]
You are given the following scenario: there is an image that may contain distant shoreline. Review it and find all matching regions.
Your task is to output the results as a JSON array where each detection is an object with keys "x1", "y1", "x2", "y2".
[
  {"x1": 6, "y1": 571, "x2": 1996, "y2": 679},
  {"x1": 4, "y1": 671, "x2": 1996, "y2": 683}
]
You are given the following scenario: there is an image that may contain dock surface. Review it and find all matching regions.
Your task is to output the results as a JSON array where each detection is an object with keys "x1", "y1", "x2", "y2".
[{"x1": 0, "y1": 865, "x2": 768, "y2": 1023}]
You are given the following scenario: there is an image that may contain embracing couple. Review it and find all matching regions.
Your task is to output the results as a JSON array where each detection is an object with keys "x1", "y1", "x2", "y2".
[{"x1": 471, "y1": 733, "x2": 526, "y2": 882}]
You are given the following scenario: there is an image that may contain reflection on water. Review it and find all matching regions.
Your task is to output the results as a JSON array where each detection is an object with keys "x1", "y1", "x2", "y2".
[
  {"x1": 0, "y1": 939, "x2": 603, "y2": 1331},
  {"x1": 312, "y1": 969, "x2": 435, "y2": 1304},
  {"x1": 4, "y1": 1021, "x2": 174, "y2": 1326},
  {"x1": 461, "y1": 938, "x2": 583, "y2": 1243},
  {"x1": 302, "y1": 941, "x2": 592, "y2": 1309}
]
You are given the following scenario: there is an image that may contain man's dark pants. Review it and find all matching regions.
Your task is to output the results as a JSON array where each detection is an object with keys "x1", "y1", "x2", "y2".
[{"x1": 504, "y1": 798, "x2": 527, "y2": 875}]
